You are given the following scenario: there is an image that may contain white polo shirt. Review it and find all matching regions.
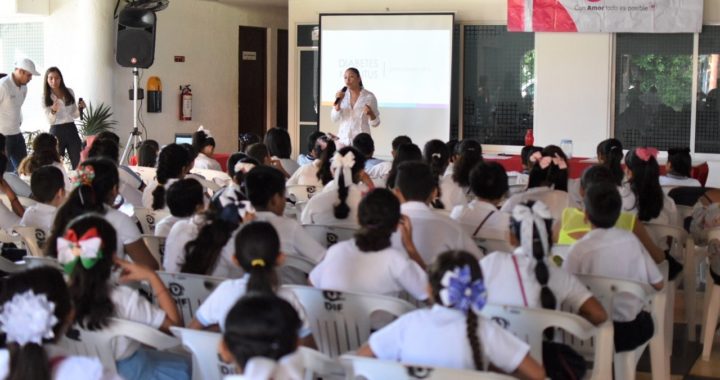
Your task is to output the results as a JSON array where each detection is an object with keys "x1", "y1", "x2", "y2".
[
  {"x1": 19, "y1": 202, "x2": 55, "y2": 232},
  {"x1": 43, "y1": 88, "x2": 80, "y2": 125},
  {"x1": 300, "y1": 182, "x2": 363, "y2": 228},
  {"x1": 103, "y1": 206, "x2": 142, "y2": 261},
  {"x1": 154, "y1": 215, "x2": 185, "y2": 238},
  {"x1": 194, "y1": 153, "x2": 222, "y2": 171},
  {"x1": 368, "y1": 305, "x2": 530, "y2": 373},
  {"x1": 309, "y1": 239, "x2": 428, "y2": 301},
  {"x1": 659, "y1": 174, "x2": 701, "y2": 188},
  {"x1": 451, "y1": 199, "x2": 509, "y2": 240},
  {"x1": 390, "y1": 201, "x2": 483, "y2": 263},
  {"x1": 254, "y1": 211, "x2": 326, "y2": 263},
  {"x1": 286, "y1": 160, "x2": 323, "y2": 188},
  {"x1": 110, "y1": 285, "x2": 166, "y2": 360},
  {"x1": 439, "y1": 176, "x2": 467, "y2": 210},
  {"x1": 0, "y1": 75, "x2": 26, "y2": 135},
  {"x1": 564, "y1": 227, "x2": 663, "y2": 321},
  {"x1": 481, "y1": 249, "x2": 593, "y2": 311},
  {"x1": 366, "y1": 161, "x2": 392, "y2": 188}
]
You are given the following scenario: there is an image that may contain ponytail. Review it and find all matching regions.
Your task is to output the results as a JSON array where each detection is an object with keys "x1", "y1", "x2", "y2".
[
  {"x1": 465, "y1": 311, "x2": 484, "y2": 370},
  {"x1": 8, "y1": 343, "x2": 50, "y2": 380},
  {"x1": 334, "y1": 169, "x2": 350, "y2": 219},
  {"x1": 234, "y1": 222, "x2": 281, "y2": 294},
  {"x1": 452, "y1": 139, "x2": 483, "y2": 188},
  {"x1": 597, "y1": 138, "x2": 624, "y2": 186},
  {"x1": 181, "y1": 212, "x2": 238, "y2": 275},
  {"x1": 151, "y1": 185, "x2": 167, "y2": 211},
  {"x1": 316, "y1": 140, "x2": 336, "y2": 185},
  {"x1": 355, "y1": 189, "x2": 399, "y2": 252},
  {"x1": 625, "y1": 148, "x2": 663, "y2": 221},
  {"x1": 331, "y1": 147, "x2": 366, "y2": 220},
  {"x1": 424, "y1": 140, "x2": 449, "y2": 210}
]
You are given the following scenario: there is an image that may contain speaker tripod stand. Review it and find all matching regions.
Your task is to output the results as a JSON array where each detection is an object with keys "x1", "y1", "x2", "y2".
[{"x1": 120, "y1": 67, "x2": 143, "y2": 165}]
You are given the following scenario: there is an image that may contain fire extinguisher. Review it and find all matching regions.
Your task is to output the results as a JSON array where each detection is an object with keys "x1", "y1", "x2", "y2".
[{"x1": 179, "y1": 85, "x2": 192, "y2": 121}]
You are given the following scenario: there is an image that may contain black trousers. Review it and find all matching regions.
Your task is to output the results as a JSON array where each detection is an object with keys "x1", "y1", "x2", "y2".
[
  {"x1": 614, "y1": 311, "x2": 654, "y2": 352},
  {"x1": 50, "y1": 122, "x2": 82, "y2": 169}
]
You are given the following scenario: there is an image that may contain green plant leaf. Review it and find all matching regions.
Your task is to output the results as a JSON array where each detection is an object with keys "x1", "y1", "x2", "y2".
[{"x1": 79, "y1": 102, "x2": 117, "y2": 137}]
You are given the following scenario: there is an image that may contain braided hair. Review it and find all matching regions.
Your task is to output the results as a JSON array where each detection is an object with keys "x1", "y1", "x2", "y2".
[
  {"x1": 332, "y1": 146, "x2": 366, "y2": 220},
  {"x1": 423, "y1": 139, "x2": 449, "y2": 209}
]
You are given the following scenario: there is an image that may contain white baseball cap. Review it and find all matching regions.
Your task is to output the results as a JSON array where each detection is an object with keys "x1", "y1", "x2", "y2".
[{"x1": 13, "y1": 58, "x2": 40, "y2": 76}]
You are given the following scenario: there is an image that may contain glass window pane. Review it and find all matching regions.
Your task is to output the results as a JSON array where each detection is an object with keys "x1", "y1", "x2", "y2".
[
  {"x1": 696, "y1": 25, "x2": 720, "y2": 153},
  {"x1": 614, "y1": 33, "x2": 692, "y2": 151},
  {"x1": 462, "y1": 26, "x2": 534, "y2": 145}
]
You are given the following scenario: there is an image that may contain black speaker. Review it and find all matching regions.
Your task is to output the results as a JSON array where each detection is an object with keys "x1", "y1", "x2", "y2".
[{"x1": 116, "y1": 8, "x2": 156, "y2": 68}]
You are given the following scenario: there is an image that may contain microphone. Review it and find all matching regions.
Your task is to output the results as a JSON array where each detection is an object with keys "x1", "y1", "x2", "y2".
[{"x1": 334, "y1": 86, "x2": 347, "y2": 106}]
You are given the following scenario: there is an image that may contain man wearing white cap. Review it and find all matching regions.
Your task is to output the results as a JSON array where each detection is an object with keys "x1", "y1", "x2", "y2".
[{"x1": 0, "y1": 58, "x2": 40, "y2": 172}]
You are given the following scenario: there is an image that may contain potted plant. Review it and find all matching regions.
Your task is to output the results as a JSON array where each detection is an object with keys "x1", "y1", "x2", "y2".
[{"x1": 79, "y1": 102, "x2": 117, "y2": 137}]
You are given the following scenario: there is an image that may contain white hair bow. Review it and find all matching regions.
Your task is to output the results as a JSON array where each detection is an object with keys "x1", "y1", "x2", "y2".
[
  {"x1": 234, "y1": 162, "x2": 255, "y2": 174},
  {"x1": 0, "y1": 290, "x2": 58, "y2": 346},
  {"x1": 197, "y1": 125, "x2": 213, "y2": 138},
  {"x1": 511, "y1": 201, "x2": 552, "y2": 258},
  {"x1": 330, "y1": 151, "x2": 355, "y2": 187},
  {"x1": 242, "y1": 353, "x2": 304, "y2": 380}
]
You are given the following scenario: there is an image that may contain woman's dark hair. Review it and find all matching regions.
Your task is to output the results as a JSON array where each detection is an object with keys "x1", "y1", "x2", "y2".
[
  {"x1": 509, "y1": 201, "x2": 557, "y2": 311},
  {"x1": 333, "y1": 146, "x2": 366, "y2": 220},
  {"x1": 355, "y1": 188, "x2": 400, "y2": 252},
  {"x1": 19, "y1": 133, "x2": 61, "y2": 176},
  {"x1": 181, "y1": 210, "x2": 237, "y2": 275},
  {"x1": 0, "y1": 267, "x2": 71, "y2": 380},
  {"x1": 386, "y1": 143, "x2": 422, "y2": 189},
  {"x1": 264, "y1": 128, "x2": 292, "y2": 159},
  {"x1": 234, "y1": 221, "x2": 281, "y2": 294},
  {"x1": 227, "y1": 153, "x2": 259, "y2": 185},
  {"x1": 667, "y1": 147, "x2": 692, "y2": 177},
  {"x1": 315, "y1": 138, "x2": 337, "y2": 185},
  {"x1": 246, "y1": 143, "x2": 270, "y2": 165},
  {"x1": 137, "y1": 140, "x2": 160, "y2": 168},
  {"x1": 520, "y1": 145, "x2": 543, "y2": 170},
  {"x1": 245, "y1": 166, "x2": 286, "y2": 209},
  {"x1": 65, "y1": 214, "x2": 117, "y2": 330},
  {"x1": 43, "y1": 67, "x2": 74, "y2": 107},
  {"x1": 470, "y1": 162, "x2": 509, "y2": 201},
  {"x1": 527, "y1": 145, "x2": 569, "y2": 191},
  {"x1": 152, "y1": 143, "x2": 190, "y2": 210},
  {"x1": 223, "y1": 294, "x2": 301, "y2": 369},
  {"x1": 452, "y1": 139, "x2": 483, "y2": 188},
  {"x1": 192, "y1": 130, "x2": 216, "y2": 153},
  {"x1": 346, "y1": 67, "x2": 363, "y2": 88},
  {"x1": 167, "y1": 178, "x2": 204, "y2": 218},
  {"x1": 46, "y1": 158, "x2": 119, "y2": 257},
  {"x1": 625, "y1": 148, "x2": 664, "y2": 221},
  {"x1": 306, "y1": 131, "x2": 325, "y2": 156},
  {"x1": 424, "y1": 140, "x2": 449, "y2": 209},
  {"x1": 428, "y1": 250, "x2": 485, "y2": 370},
  {"x1": 446, "y1": 139, "x2": 459, "y2": 162},
  {"x1": 239, "y1": 133, "x2": 261, "y2": 153},
  {"x1": 596, "y1": 138, "x2": 624, "y2": 186}
]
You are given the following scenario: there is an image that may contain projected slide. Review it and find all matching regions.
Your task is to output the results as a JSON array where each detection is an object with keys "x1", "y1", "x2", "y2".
[{"x1": 319, "y1": 14, "x2": 454, "y2": 157}]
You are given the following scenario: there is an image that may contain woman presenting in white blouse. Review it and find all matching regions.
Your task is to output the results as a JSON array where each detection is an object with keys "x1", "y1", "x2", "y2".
[
  {"x1": 43, "y1": 67, "x2": 85, "y2": 169},
  {"x1": 331, "y1": 67, "x2": 380, "y2": 147}
]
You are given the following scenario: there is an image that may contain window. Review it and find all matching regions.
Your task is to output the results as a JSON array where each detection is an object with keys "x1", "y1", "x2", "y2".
[
  {"x1": 462, "y1": 25, "x2": 534, "y2": 145},
  {"x1": 696, "y1": 25, "x2": 720, "y2": 153}
]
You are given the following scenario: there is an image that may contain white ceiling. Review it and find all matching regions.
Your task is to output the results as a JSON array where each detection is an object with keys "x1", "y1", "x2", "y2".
[{"x1": 213, "y1": 0, "x2": 288, "y2": 8}]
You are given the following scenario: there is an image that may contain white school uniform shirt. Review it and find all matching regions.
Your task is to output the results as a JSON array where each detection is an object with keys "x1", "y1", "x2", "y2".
[
  {"x1": 194, "y1": 275, "x2": 309, "y2": 334},
  {"x1": 154, "y1": 215, "x2": 186, "y2": 238},
  {"x1": 0, "y1": 75, "x2": 26, "y2": 135},
  {"x1": 564, "y1": 227, "x2": 663, "y2": 322},
  {"x1": 659, "y1": 174, "x2": 701, "y2": 188},
  {"x1": 43, "y1": 88, "x2": 80, "y2": 125},
  {"x1": 194, "y1": 153, "x2": 222, "y2": 171},
  {"x1": 450, "y1": 199, "x2": 509, "y2": 240},
  {"x1": 19, "y1": 202, "x2": 56, "y2": 232},
  {"x1": 286, "y1": 160, "x2": 323, "y2": 187},
  {"x1": 480, "y1": 249, "x2": 593, "y2": 311},
  {"x1": 300, "y1": 182, "x2": 362, "y2": 228},
  {"x1": 368, "y1": 305, "x2": 530, "y2": 373},
  {"x1": 110, "y1": 285, "x2": 166, "y2": 360},
  {"x1": 118, "y1": 166, "x2": 144, "y2": 207},
  {"x1": 390, "y1": 201, "x2": 483, "y2": 263},
  {"x1": 0, "y1": 347, "x2": 120, "y2": 380},
  {"x1": 254, "y1": 211, "x2": 326, "y2": 263},
  {"x1": 439, "y1": 176, "x2": 467, "y2": 210},
  {"x1": 0, "y1": 201, "x2": 19, "y2": 232},
  {"x1": 227, "y1": 352, "x2": 305, "y2": 380},
  {"x1": 365, "y1": 161, "x2": 391, "y2": 188},
  {"x1": 309, "y1": 239, "x2": 428, "y2": 300},
  {"x1": 103, "y1": 205, "x2": 142, "y2": 261},
  {"x1": 330, "y1": 88, "x2": 381, "y2": 146},
  {"x1": 621, "y1": 189, "x2": 678, "y2": 226}
]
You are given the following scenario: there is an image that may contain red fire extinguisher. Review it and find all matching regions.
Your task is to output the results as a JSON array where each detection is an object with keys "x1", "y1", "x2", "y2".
[{"x1": 179, "y1": 85, "x2": 192, "y2": 121}]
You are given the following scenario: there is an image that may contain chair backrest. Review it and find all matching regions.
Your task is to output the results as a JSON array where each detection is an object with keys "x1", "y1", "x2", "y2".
[
  {"x1": 128, "y1": 165, "x2": 157, "y2": 185},
  {"x1": 134, "y1": 207, "x2": 157, "y2": 234},
  {"x1": 341, "y1": 355, "x2": 516, "y2": 380},
  {"x1": 287, "y1": 184, "x2": 322, "y2": 203},
  {"x1": 282, "y1": 285, "x2": 416, "y2": 357},
  {"x1": 574, "y1": 274, "x2": 656, "y2": 319},
  {"x1": 170, "y1": 327, "x2": 235, "y2": 380},
  {"x1": 13, "y1": 226, "x2": 47, "y2": 257},
  {"x1": 278, "y1": 254, "x2": 316, "y2": 285},
  {"x1": 302, "y1": 224, "x2": 357, "y2": 248},
  {"x1": 59, "y1": 317, "x2": 180, "y2": 371},
  {"x1": 508, "y1": 183, "x2": 526, "y2": 196},
  {"x1": 643, "y1": 222, "x2": 687, "y2": 259},
  {"x1": 0, "y1": 194, "x2": 36, "y2": 210},
  {"x1": 156, "y1": 271, "x2": 225, "y2": 326},
  {"x1": 190, "y1": 168, "x2": 231, "y2": 187},
  {"x1": 481, "y1": 304, "x2": 614, "y2": 380},
  {"x1": 0, "y1": 229, "x2": 21, "y2": 244},
  {"x1": 22, "y1": 255, "x2": 62, "y2": 270},
  {"x1": 141, "y1": 234, "x2": 166, "y2": 269},
  {"x1": 474, "y1": 237, "x2": 513, "y2": 256},
  {"x1": 0, "y1": 256, "x2": 26, "y2": 273},
  {"x1": 524, "y1": 190, "x2": 569, "y2": 221}
]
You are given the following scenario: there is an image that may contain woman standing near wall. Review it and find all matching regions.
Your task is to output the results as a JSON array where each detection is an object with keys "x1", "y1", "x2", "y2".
[
  {"x1": 43, "y1": 67, "x2": 84, "y2": 169},
  {"x1": 331, "y1": 67, "x2": 380, "y2": 147}
]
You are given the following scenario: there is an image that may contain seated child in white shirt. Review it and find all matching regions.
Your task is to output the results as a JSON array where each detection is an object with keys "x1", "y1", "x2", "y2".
[
  {"x1": 155, "y1": 178, "x2": 204, "y2": 238},
  {"x1": 220, "y1": 294, "x2": 305, "y2": 380},
  {"x1": 192, "y1": 127, "x2": 222, "y2": 171},
  {"x1": 143, "y1": 143, "x2": 192, "y2": 210},
  {"x1": 365, "y1": 135, "x2": 412, "y2": 188},
  {"x1": 20, "y1": 165, "x2": 65, "y2": 233},
  {"x1": 211, "y1": 153, "x2": 257, "y2": 212},
  {"x1": 286, "y1": 136, "x2": 335, "y2": 188},
  {"x1": 451, "y1": 162, "x2": 510, "y2": 241},
  {"x1": 357, "y1": 250, "x2": 545, "y2": 379},
  {"x1": 189, "y1": 221, "x2": 307, "y2": 335},
  {"x1": 424, "y1": 139, "x2": 466, "y2": 210},
  {"x1": 266, "y1": 127, "x2": 300, "y2": 176},
  {"x1": 447, "y1": 139, "x2": 483, "y2": 199},
  {"x1": 384, "y1": 143, "x2": 422, "y2": 190},
  {"x1": 564, "y1": 182, "x2": 664, "y2": 352},
  {"x1": 87, "y1": 138, "x2": 145, "y2": 207},
  {"x1": 0, "y1": 266, "x2": 120, "y2": 380},
  {"x1": 660, "y1": 147, "x2": 701, "y2": 188},
  {"x1": 310, "y1": 188, "x2": 428, "y2": 300},
  {"x1": 63, "y1": 215, "x2": 189, "y2": 380},
  {"x1": 246, "y1": 143, "x2": 291, "y2": 179}
]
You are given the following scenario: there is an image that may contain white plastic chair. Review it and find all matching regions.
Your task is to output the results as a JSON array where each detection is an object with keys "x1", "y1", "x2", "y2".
[
  {"x1": 0, "y1": 194, "x2": 36, "y2": 210},
  {"x1": 481, "y1": 304, "x2": 613, "y2": 380},
  {"x1": 287, "y1": 184, "x2": 322, "y2": 203},
  {"x1": 701, "y1": 257, "x2": 720, "y2": 361},
  {"x1": 575, "y1": 274, "x2": 667, "y2": 380},
  {"x1": 155, "y1": 271, "x2": 225, "y2": 326},
  {"x1": 302, "y1": 224, "x2": 357, "y2": 248},
  {"x1": 473, "y1": 236, "x2": 512, "y2": 256},
  {"x1": 170, "y1": 327, "x2": 235, "y2": 380},
  {"x1": 128, "y1": 165, "x2": 157, "y2": 185},
  {"x1": 279, "y1": 253, "x2": 316, "y2": 285},
  {"x1": 550, "y1": 244, "x2": 570, "y2": 267},
  {"x1": 134, "y1": 207, "x2": 157, "y2": 234},
  {"x1": 0, "y1": 256, "x2": 26, "y2": 273},
  {"x1": 141, "y1": 234, "x2": 166, "y2": 269},
  {"x1": 59, "y1": 317, "x2": 180, "y2": 372},
  {"x1": 22, "y1": 255, "x2": 62, "y2": 270},
  {"x1": 282, "y1": 285, "x2": 416, "y2": 357},
  {"x1": 190, "y1": 168, "x2": 231, "y2": 188},
  {"x1": 341, "y1": 355, "x2": 516, "y2": 380},
  {"x1": 505, "y1": 189, "x2": 569, "y2": 221},
  {"x1": 13, "y1": 226, "x2": 47, "y2": 257}
]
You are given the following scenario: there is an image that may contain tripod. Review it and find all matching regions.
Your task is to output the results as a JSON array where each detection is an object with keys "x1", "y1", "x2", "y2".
[{"x1": 120, "y1": 67, "x2": 143, "y2": 165}]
